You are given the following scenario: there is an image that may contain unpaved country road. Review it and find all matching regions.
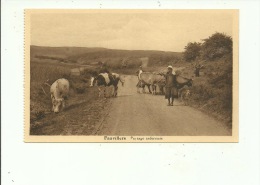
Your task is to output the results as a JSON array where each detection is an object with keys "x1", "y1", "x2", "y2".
[{"x1": 98, "y1": 75, "x2": 231, "y2": 136}]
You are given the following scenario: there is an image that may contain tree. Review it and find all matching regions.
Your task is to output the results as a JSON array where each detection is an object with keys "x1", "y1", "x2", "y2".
[
  {"x1": 201, "y1": 32, "x2": 232, "y2": 60},
  {"x1": 183, "y1": 42, "x2": 201, "y2": 62}
]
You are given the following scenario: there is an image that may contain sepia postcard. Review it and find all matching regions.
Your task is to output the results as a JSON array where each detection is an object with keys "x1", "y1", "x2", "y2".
[{"x1": 24, "y1": 9, "x2": 239, "y2": 142}]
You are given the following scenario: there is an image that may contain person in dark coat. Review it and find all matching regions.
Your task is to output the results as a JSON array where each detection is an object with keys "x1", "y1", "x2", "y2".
[
  {"x1": 194, "y1": 63, "x2": 203, "y2": 77},
  {"x1": 165, "y1": 65, "x2": 177, "y2": 106}
]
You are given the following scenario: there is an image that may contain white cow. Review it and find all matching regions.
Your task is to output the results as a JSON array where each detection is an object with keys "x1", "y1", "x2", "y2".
[{"x1": 50, "y1": 78, "x2": 70, "y2": 113}]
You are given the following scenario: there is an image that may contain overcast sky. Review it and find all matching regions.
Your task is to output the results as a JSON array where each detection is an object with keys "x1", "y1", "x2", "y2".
[{"x1": 30, "y1": 10, "x2": 234, "y2": 52}]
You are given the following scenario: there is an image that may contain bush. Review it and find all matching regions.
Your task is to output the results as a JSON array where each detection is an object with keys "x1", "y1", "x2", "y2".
[
  {"x1": 183, "y1": 42, "x2": 201, "y2": 62},
  {"x1": 201, "y1": 32, "x2": 232, "y2": 61},
  {"x1": 183, "y1": 32, "x2": 232, "y2": 62}
]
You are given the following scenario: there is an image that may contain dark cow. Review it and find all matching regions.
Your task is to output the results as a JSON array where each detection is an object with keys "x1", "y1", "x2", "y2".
[
  {"x1": 90, "y1": 72, "x2": 124, "y2": 97},
  {"x1": 159, "y1": 73, "x2": 193, "y2": 103},
  {"x1": 159, "y1": 72, "x2": 193, "y2": 89},
  {"x1": 175, "y1": 75, "x2": 193, "y2": 89}
]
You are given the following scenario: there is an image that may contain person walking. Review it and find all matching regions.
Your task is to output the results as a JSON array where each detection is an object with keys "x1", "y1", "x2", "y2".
[
  {"x1": 165, "y1": 65, "x2": 177, "y2": 106},
  {"x1": 136, "y1": 66, "x2": 143, "y2": 87}
]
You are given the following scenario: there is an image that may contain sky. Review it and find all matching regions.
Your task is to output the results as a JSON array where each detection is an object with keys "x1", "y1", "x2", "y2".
[{"x1": 30, "y1": 10, "x2": 234, "y2": 52}]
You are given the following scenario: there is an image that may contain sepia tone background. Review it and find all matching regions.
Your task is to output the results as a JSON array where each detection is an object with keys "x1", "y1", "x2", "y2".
[{"x1": 25, "y1": 9, "x2": 238, "y2": 142}]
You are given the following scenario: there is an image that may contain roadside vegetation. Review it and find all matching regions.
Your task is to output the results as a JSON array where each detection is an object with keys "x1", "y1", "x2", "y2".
[
  {"x1": 30, "y1": 62, "x2": 97, "y2": 130},
  {"x1": 182, "y1": 32, "x2": 233, "y2": 127}
]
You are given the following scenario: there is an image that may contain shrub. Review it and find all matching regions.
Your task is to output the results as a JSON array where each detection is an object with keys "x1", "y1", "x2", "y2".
[
  {"x1": 201, "y1": 32, "x2": 232, "y2": 61},
  {"x1": 183, "y1": 42, "x2": 201, "y2": 62}
]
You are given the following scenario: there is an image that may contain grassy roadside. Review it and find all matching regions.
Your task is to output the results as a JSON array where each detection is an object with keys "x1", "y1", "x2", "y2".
[
  {"x1": 30, "y1": 62, "x2": 92, "y2": 127},
  {"x1": 179, "y1": 55, "x2": 233, "y2": 128}
]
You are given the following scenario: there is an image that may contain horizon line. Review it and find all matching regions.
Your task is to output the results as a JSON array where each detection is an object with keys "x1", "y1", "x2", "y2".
[{"x1": 30, "y1": 45, "x2": 183, "y2": 53}]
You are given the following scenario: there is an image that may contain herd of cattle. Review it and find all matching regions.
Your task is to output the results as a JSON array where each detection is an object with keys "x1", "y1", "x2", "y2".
[
  {"x1": 48, "y1": 70, "x2": 193, "y2": 113},
  {"x1": 136, "y1": 71, "x2": 193, "y2": 103},
  {"x1": 137, "y1": 71, "x2": 193, "y2": 94}
]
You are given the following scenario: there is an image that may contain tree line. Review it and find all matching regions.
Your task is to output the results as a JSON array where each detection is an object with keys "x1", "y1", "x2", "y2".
[{"x1": 183, "y1": 32, "x2": 233, "y2": 62}]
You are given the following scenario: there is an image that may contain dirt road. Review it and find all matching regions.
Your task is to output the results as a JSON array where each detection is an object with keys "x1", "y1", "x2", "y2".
[{"x1": 98, "y1": 75, "x2": 231, "y2": 136}]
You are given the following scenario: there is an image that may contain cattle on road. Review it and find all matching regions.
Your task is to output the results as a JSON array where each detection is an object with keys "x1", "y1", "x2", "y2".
[
  {"x1": 175, "y1": 76, "x2": 193, "y2": 89},
  {"x1": 137, "y1": 72, "x2": 165, "y2": 94},
  {"x1": 90, "y1": 72, "x2": 124, "y2": 97}
]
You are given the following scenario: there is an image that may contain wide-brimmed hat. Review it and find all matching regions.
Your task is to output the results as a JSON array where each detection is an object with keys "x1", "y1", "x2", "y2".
[{"x1": 167, "y1": 65, "x2": 173, "y2": 69}]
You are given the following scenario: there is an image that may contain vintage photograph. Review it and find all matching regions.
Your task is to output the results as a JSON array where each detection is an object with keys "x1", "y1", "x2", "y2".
[{"x1": 24, "y1": 9, "x2": 238, "y2": 142}]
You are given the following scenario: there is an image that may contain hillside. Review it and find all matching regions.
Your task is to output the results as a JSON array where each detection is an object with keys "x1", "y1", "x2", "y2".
[
  {"x1": 30, "y1": 45, "x2": 107, "y2": 59},
  {"x1": 30, "y1": 45, "x2": 183, "y2": 67}
]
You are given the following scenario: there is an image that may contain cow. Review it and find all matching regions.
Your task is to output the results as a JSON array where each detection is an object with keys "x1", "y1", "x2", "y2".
[
  {"x1": 178, "y1": 86, "x2": 191, "y2": 105},
  {"x1": 150, "y1": 75, "x2": 165, "y2": 95},
  {"x1": 175, "y1": 76, "x2": 193, "y2": 105},
  {"x1": 136, "y1": 81, "x2": 149, "y2": 94},
  {"x1": 138, "y1": 72, "x2": 165, "y2": 95},
  {"x1": 159, "y1": 72, "x2": 193, "y2": 88},
  {"x1": 175, "y1": 75, "x2": 193, "y2": 89},
  {"x1": 50, "y1": 78, "x2": 70, "y2": 113},
  {"x1": 90, "y1": 72, "x2": 124, "y2": 97},
  {"x1": 158, "y1": 72, "x2": 193, "y2": 100}
]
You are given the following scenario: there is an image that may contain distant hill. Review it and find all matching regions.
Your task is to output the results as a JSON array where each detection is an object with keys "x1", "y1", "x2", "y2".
[
  {"x1": 30, "y1": 45, "x2": 183, "y2": 68},
  {"x1": 30, "y1": 45, "x2": 108, "y2": 59}
]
